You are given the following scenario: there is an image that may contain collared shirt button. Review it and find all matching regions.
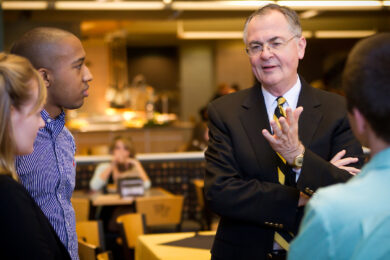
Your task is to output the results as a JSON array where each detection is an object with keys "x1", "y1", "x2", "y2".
[{"x1": 47, "y1": 118, "x2": 51, "y2": 123}]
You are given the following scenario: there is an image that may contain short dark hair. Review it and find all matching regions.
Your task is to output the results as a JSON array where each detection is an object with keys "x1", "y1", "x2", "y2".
[
  {"x1": 343, "y1": 33, "x2": 390, "y2": 143},
  {"x1": 10, "y1": 27, "x2": 73, "y2": 70}
]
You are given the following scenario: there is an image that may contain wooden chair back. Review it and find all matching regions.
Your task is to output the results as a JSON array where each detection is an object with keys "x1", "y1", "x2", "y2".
[
  {"x1": 193, "y1": 179, "x2": 205, "y2": 208},
  {"x1": 76, "y1": 220, "x2": 105, "y2": 251},
  {"x1": 116, "y1": 213, "x2": 145, "y2": 249},
  {"x1": 72, "y1": 197, "x2": 90, "y2": 222},
  {"x1": 135, "y1": 195, "x2": 184, "y2": 228},
  {"x1": 97, "y1": 251, "x2": 113, "y2": 260},
  {"x1": 78, "y1": 239, "x2": 98, "y2": 260}
]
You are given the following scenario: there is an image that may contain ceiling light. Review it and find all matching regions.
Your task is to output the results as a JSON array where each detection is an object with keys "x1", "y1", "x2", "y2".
[
  {"x1": 178, "y1": 31, "x2": 244, "y2": 39},
  {"x1": 172, "y1": 1, "x2": 274, "y2": 11},
  {"x1": 302, "y1": 31, "x2": 313, "y2": 38},
  {"x1": 314, "y1": 30, "x2": 376, "y2": 38},
  {"x1": 299, "y1": 10, "x2": 320, "y2": 19},
  {"x1": 54, "y1": 1, "x2": 165, "y2": 10},
  {"x1": 1, "y1": 1, "x2": 48, "y2": 10},
  {"x1": 277, "y1": 1, "x2": 382, "y2": 10},
  {"x1": 163, "y1": 0, "x2": 173, "y2": 5}
]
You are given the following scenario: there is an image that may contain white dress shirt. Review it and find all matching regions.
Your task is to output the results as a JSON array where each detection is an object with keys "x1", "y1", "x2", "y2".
[{"x1": 261, "y1": 76, "x2": 302, "y2": 182}]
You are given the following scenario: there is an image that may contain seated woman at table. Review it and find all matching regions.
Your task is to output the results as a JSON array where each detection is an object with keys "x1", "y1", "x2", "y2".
[
  {"x1": 0, "y1": 53, "x2": 70, "y2": 259},
  {"x1": 89, "y1": 136, "x2": 151, "y2": 192}
]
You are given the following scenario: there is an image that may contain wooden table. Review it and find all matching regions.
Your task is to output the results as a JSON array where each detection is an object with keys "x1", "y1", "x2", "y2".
[
  {"x1": 136, "y1": 231, "x2": 215, "y2": 260},
  {"x1": 73, "y1": 187, "x2": 174, "y2": 207}
]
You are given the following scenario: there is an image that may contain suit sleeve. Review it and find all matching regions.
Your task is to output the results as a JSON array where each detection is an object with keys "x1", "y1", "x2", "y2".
[
  {"x1": 298, "y1": 114, "x2": 364, "y2": 195},
  {"x1": 205, "y1": 102, "x2": 300, "y2": 230}
]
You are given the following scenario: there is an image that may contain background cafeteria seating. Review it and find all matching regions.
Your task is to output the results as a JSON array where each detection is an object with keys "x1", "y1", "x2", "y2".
[{"x1": 75, "y1": 152, "x2": 206, "y2": 225}]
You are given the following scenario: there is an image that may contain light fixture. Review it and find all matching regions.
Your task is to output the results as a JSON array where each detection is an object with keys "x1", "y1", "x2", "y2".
[
  {"x1": 1, "y1": 0, "x2": 387, "y2": 11},
  {"x1": 163, "y1": 0, "x2": 173, "y2": 5},
  {"x1": 302, "y1": 31, "x2": 313, "y2": 38},
  {"x1": 178, "y1": 31, "x2": 244, "y2": 39},
  {"x1": 277, "y1": 1, "x2": 382, "y2": 10},
  {"x1": 314, "y1": 30, "x2": 377, "y2": 38},
  {"x1": 172, "y1": 1, "x2": 274, "y2": 11},
  {"x1": 299, "y1": 10, "x2": 320, "y2": 19},
  {"x1": 54, "y1": 1, "x2": 165, "y2": 10},
  {"x1": 1, "y1": 1, "x2": 48, "y2": 10}
]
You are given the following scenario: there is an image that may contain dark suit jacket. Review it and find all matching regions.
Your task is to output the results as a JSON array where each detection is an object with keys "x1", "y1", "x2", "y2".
[
  {"x1": 205, "y1": 79, "x2": 364, "y2": 259},
  {"x1": 0, "y1": 174, "x2": 71, "y2": 260}
]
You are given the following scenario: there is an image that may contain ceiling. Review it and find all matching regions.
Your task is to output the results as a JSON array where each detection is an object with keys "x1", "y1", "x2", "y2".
[{"x1": 2, "y1": 1, "x2": 390, "y2": 42}]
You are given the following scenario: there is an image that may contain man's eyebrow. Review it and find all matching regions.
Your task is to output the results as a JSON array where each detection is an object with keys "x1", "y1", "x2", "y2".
[
  {"x1": 71, "y1": 57, "x2": 85, "y2": 65},
  {"x1": 248, "y1": 40, "x2": 262, "y2": 46},
  {"x1": 248, "y1": 37, "x2": 281, "y2": 45},
  {"x1": 268, "y1": 36, "x2": 281, "y2": 42}
]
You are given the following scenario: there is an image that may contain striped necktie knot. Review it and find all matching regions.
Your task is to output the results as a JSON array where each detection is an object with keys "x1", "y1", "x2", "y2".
[{"x1": 275, "y1": 96, "x2": 287, "y2": 119}]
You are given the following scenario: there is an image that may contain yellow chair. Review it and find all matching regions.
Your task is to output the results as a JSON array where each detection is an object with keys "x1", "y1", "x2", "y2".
[
  {"x1": 116, "y1": 213, "x2": 146, "y2": 260},
  {"x1": 78, "y1": 239, "x2": 98, "y2": 260},
  {"x1": 97, "y1": 251, "x2": 113, "y2": 260},
  {"x1": 193, "y1": 179, "x2": 213, "y2": 230},
  {"x1": 135, "y1": 195, "x2": 184, "y2": 232},
  {"x1": 71, "y1": 197, "x2": 90, "y2": 222},
  {"x1": 76, "y1": 220, "x2": 106, "y2": 251}
]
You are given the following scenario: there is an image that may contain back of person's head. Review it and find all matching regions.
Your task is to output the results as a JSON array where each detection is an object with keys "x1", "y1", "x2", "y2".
[
  {"x1": 10, "y1": 27, "x2": 74, "y2": 70},
  {"x1": 0, "y1": 53, "x2": 46, "y2": 179},
  {"x1": 343, "y1": 33, "x2": 390, "y2": 143},
  {"x1": 243, "y1": 4, "x2": 302, "y2": 45},
  {"x1": 109, "y1": 136, "x2": 136, "y2": 158}
]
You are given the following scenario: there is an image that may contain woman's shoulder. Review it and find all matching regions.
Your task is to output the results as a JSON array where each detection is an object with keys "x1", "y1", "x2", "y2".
[
  {"x1": 94, "y1": 162, "x2": 111, "y2": 173},
  {"x1": 0, "y1": 174, "x2": 31, "y2": 203},
  {"x1": 0, "y1": 174, "x2": 20, "y2": 192}
]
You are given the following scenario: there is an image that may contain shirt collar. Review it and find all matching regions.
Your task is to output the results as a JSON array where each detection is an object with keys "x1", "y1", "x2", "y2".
[
  {"x1": 41, "y1": 109, "x2": 66, "y2": 137},
  {"x1": 359, "y1": 147, "x2": 390, "y2": 178},
  {"x1": 261, "y1": 77, "x2": 301, "y2": 122},
  {"x1": 262, "y1": 77, "x2": 301, "y2": 110}
]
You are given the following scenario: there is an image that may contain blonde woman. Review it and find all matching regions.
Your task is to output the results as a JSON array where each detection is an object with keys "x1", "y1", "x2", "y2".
[
  {"x1": 0, "y1": 53, "x2": 71, "y2": 259},
  {"x1": 90, "y1": 136, "x2": 151, "y2": 192}
]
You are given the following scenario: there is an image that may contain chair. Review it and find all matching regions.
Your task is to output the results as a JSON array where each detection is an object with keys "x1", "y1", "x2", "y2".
[
  {"x1": 97, "y1": 251, "x2": 113, "y2": 260},
  {"x1": 72, "y1": 197, "x2": 91, "y2": 222},
  {"x1": 193, "y1": 179, "x2": 211, "y2": 230},
  {"x1": 135, "y1": 195, "x2": 184, "y2": 232},
  {"x1": 78, "y1": 239, "x2": 113, "y2": 260},
  {"x1": 76, "y1": 220, "x2": 106, "y2": 251},
  {"x1": 116, "y1": 213, "x2": 146, "y2": 260},
  {"x1": 78, "y1": 239, "x2": 99, "y2": 260}
]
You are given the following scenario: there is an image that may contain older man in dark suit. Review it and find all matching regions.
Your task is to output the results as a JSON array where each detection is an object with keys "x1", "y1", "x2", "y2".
[{"x1": 204, "y1": 4, "x2": 364, "y2": 260}]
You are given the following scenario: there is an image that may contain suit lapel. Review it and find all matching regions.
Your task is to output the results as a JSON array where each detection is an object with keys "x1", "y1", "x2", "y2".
[
  {"x1": 239, "y1": 84, "x2": 278, "y2": 182},
  {"x1": 239, "y1": 79, "x2": 322, "y2": 181},
  {"x1": 297, "y1": 78, "x2": 322, "y2": 147}
]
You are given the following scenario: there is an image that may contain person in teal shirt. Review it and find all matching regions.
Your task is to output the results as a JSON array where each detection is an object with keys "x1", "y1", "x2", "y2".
[{"x1": 288, "y1": 33, "x2": 390, "y2": 260}]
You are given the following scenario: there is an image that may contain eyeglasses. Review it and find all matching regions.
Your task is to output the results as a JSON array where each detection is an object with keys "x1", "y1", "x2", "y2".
[{"x1": 245, "y1": 35, "x2": 298, "y2": 57}]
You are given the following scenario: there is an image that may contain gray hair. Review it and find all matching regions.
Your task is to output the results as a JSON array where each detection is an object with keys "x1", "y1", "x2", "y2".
[{"x1": 243, "y1": 4, "x2": 302, "y2": 45}]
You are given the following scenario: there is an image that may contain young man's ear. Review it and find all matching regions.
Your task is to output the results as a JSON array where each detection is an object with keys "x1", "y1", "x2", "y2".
[
  {"x1": 352, "y1": 108, "x2": 367, "y2": 135},
  {"x1": 38, "y1": 68, "x2": 50, "y2": 88}
]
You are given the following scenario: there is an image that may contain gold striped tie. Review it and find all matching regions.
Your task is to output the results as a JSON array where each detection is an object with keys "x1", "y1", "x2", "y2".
[
  {"x1": 274, "y1": 96, "x2": 287, "y2": 185},
  {"x1": 273, "y1": 96, "x2": 294, "y2": 251}
]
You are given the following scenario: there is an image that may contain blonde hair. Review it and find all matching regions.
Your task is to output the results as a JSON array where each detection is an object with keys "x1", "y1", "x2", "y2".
[{"x1": 0, "y1": 53, "x2": 47, "y2": 180}]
